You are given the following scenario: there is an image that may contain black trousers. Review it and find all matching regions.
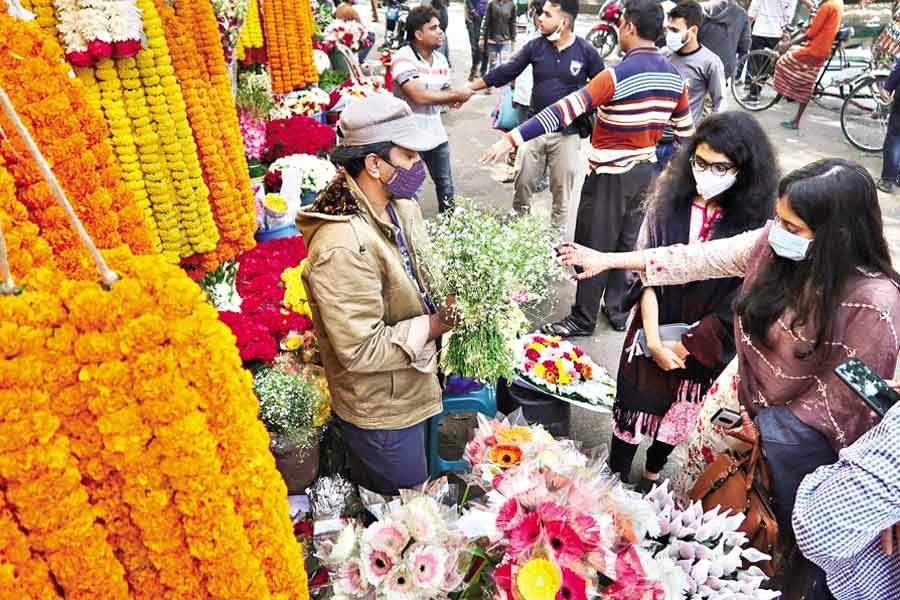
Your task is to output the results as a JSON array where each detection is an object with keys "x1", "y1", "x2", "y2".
[
  {"x1": 608, "y1": 435, "x2": 676, "y2": 483},
  {"x1": 746, "y1": 35, "x2": 779, "y2": 96},
  {"x1": 570, "y1": 163, "x2": 654, "y2": 329}
]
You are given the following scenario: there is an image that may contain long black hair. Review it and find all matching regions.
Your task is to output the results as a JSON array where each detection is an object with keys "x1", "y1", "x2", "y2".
[
  {"x1": 648, "y1": 111, "x2": 777, "y2": 236},
  {"x1": 736, "y1": 158, "x2": 900, "y2": 352}
]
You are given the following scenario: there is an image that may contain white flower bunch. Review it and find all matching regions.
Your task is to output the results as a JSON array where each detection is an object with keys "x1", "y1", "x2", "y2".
[
  {"x1": 281, "y1": 87, "x2": 332, "y2": 117},
  {"x1": 268, "y1": 153, "x2": 337, "y2": 193},
  {"x1": 641, "y1": 481, "x2": 780, "y2": 600},
  {"x1": 418, "y1": 200, "x2": 565, "y2": 383},
  {"x1": 53, "y1": 0, "x2": 142, "y2": 59},
  {"x1": 324, "y1": 19, "x2": 371, "y2": 52},
  {"x1": 313, "y1": 49, "x2": 331, "y2": 75}
]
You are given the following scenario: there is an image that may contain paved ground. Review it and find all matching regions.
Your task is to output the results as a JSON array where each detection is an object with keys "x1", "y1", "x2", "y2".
[{"x1": 358, "y1": 1, "x2": 900, "y2": 481}]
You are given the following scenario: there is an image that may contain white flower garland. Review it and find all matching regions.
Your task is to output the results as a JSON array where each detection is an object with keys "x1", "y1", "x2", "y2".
[{"x1": 52, "y1": 0, "x2": 143, "y2": 66}]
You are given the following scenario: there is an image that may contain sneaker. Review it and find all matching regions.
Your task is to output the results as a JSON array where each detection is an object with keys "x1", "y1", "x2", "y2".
[
  {"x1": 540, "y1": 317, "x2": 595, "y2": 338},
  {"x1": 877, "y1": 179, "x2": 896, "y2": 194}
]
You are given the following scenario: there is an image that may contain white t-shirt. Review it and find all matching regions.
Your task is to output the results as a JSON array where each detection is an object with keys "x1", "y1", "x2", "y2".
[
  {"x1": 391, "y1": 44, "x2": 450, "y2": 143},
  {"x1": 748, "y1": 0, "x2": 798, "y2": 38}
]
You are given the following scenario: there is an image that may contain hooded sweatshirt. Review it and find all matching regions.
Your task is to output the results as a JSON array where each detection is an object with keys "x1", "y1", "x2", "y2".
[{"x1": 698, "y1": 0, "x2": 751, "y2": 79}]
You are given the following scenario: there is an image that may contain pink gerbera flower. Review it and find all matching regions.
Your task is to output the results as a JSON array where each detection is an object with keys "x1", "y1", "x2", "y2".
[
  {"x1": 496, "y1": 499, "x2": 522, "y2": 531},
  {"x1": 362, "y1": 547, "x2": 394, "y2": 586},
  {"x1": 385, "y1": 564, "x2": 415, "y2": 598},
  {"x1": 536, "y1": 502, "x2": 567, "y2": 523},
  {"x1": 336, "y1": 558, "x2": 367, "y2": 596},
  {"x1": 556, "y1": 567, "x2": 588, "y2": 600},
  {"x1": 570, "y1": 514, "x2": 603, "y2": 552},
  {"x1": 544, "y1": 520, "x2": 587, "y2": 565},
  {"x1": 362, "y1": 519, "x2": 410, "y2": 558},
  {"x1": 508, "y1": 512, "x2": 543, "y2": 555},
  {"x1": 409, "y1": 544, "x2": 448, "y2": 591}
]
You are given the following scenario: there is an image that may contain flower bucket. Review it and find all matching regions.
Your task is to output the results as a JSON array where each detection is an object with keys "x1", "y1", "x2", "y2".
[
  {"x1": 270, "y1": 434, "x2": 320, "y2": 495},
  {"x1": 496, "y1": 378, "x2": 571, "y2": 438},
  {"x1": 329, "y1": 49, "x2": 351, "y2": 74},
  {"x1": 301, "y1": 190, "x2": 318, "y2": 206},
  {"x1": 255, "y1": 224, "x2": 300, "y2": 242},
  {"x1": 248, "y1": 161, "x2": 267, "y2": 179}
]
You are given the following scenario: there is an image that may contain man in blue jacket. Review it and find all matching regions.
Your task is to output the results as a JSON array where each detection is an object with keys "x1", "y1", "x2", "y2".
[{"x1": 469, "y1": 0, "x2": 604, "y2": 231}]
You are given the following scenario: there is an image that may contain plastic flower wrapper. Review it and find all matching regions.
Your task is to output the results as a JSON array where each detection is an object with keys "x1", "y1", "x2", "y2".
[
  {"x1": 515, "y1": 333, "x2": 617, "y2": 409},
  {"x1": 639, "y1": 481, "x2": 779, "y2": 600},
  {"x1": 308, "y1": 475, "x2": 356, "y2": 520},
  {"x1": 418, "y1": 199, "x2": 566, "y2": 383},
  {"x1": 199, "y1": 259, "x2": 242, "y2": 313}
]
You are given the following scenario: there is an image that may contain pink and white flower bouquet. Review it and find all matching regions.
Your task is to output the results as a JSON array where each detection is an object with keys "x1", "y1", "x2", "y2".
[
  {"x1": 324, "y1": 19, "x2": 373, "y2": 53},
  {"x1": 462, "y1": 412, "x2": 563, "y2": 482},
  {"x1": 319, "y1": 494, "x2": 475, "y2": 599}
]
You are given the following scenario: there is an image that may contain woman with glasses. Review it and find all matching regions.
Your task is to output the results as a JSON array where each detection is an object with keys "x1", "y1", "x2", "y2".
[
  {"x1": 607, "y1": 112, "x2": 777, "y2": 492},
  {"x1": 560, "y1": 157, "x2": 900, "y2": 598}
]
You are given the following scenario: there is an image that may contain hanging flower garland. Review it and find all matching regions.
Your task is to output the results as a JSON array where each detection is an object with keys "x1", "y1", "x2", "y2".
[
  {"x1": 0, "y1": 14, "x2": 155, "y2": 276},
  {"x1": 52, "y1": 0, "x2": 143, "y2": 67},
  {"x1": 262, "y1": 0, "x2": 318, "y2": 93},
  {"x1": 236, "y1": 0, "x2": 263, "y2": 62},
  {"x1": 18, "y1": 0, "x2": 58, "y2": 34},
  {"x1": 174, "y1": 0, "x2": 258, "y2": 271},
  {"x1": 0, "y1": 156, "x2": 56, "y2": 278}
]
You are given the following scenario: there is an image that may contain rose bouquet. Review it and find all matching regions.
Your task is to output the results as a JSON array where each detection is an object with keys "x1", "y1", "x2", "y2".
[
  {"x1": 263, "y1": 115, "x2": 336, "y2": 161},
  {"x1": 639, "y1": 482, "x2": 780, "y2": 600},
  {"x1": 319, "y1": 495, "x2": 475, "y2": 599},
  {"x1": 240, "y1": 111, "x2": 268, "y2": 161},
  {"x1": 324, "y1": 19, "x2": 373, "y2": 52},
  {"x1": 265, "y1": 153, "x2": 338, "y2": 197},
  {"x1": 216, "y1": 237, "x2": 315, "y2": 363},
  {"x1": 515, "y1": 334, "x2": 616, "y2": 409},
  {"x1": 418, "y1": 200, "x2": 565, "y2": 383}
]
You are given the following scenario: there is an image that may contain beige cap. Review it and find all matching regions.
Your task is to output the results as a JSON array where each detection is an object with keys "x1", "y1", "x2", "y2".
[{"x1": 337, "y1": 94, "x2": 443, "y2": 152}]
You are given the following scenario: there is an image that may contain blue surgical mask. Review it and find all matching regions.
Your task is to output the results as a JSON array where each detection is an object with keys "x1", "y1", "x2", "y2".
[{"x1": 768, "y1": 219, "x2": 812, "y2": 261}]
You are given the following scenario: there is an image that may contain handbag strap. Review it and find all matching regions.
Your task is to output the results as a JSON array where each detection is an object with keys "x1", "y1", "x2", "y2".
[
  {"x1": 0, "y1": 87, "x2": 119, "y2": 289},
  {"x1": 744, "y1": 436, "x2": 762, "y2": 492}
]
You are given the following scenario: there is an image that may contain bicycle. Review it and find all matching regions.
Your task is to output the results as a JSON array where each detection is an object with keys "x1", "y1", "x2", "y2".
[{"x1": 732, "y1": 21, "x2": 892, "y2": 152}]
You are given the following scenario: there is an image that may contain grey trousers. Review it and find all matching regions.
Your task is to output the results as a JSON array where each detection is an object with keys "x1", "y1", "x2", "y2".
[
  {"x1": 512, "y1": 131, "x2": 581, "y2": 231},
  {"x1": 570, "y1": 162, "x2": 655, "y2": 329}
]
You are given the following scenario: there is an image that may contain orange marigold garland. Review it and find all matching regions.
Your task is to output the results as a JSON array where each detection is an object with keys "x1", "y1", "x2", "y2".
[
  {"x1": 0, "y1": 493, "x2": 60, "y2": 599},
  {"x1": 0, "y1": 15, "x2": 155, "y2": 276},
  {"x1": 0, "y1": 156, "x2": 55, "y2": 278},
  {"x1": 262, "y1": 0, "x2": 319, "y2": 93}
]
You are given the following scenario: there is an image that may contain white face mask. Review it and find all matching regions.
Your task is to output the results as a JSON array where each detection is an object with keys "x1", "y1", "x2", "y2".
[
  {"x1": 665, "y1": 30, "x2": 687, "y2": 53},
  {"x1": 544, "y1": 20, "x2": 564, "y2": 42},
  {"x1": 692, "y1": 166, "x2": 737, "y2": 200}
]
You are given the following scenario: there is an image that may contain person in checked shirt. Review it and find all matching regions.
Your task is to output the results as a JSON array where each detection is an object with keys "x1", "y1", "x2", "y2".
[
  {"x1": 793, "y1": 400, "x2": 900, "y2": 600},
  {"x1": 482, "y1": 0, "x2": 694, "y2": 335}
]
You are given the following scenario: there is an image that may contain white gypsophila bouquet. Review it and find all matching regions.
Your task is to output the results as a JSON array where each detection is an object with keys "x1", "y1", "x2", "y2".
[
  {"x1": 641, "y1": 481, "x2": 781, "y2": 600},
  {"x1": 268, "y1": 153, "x2": 337, "y2": 193},
  {"x1": 417, "y1": 199, "x2": 565, "y2": 383}
]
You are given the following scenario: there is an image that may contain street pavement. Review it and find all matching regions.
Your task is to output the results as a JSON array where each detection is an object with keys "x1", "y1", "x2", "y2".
[{"x1": 359, "y1": 1, "x2": 900, "y2": 480}]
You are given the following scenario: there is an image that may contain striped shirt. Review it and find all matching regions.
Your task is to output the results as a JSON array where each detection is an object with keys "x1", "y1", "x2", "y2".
[
  {"x1": 510, "y1": 46, "x2": 694, "y2": 174},
  {"x1": 792, "y1": 402, "x2": 900, "y2": 600}
]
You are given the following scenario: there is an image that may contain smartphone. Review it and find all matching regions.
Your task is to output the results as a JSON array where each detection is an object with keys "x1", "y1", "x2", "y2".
[
  {"x1": 835, "y1": 357, "x2": 900, "y2": 417},
  {"x1": 711, "y1": 407, "x2": 742, "y2": 429}
]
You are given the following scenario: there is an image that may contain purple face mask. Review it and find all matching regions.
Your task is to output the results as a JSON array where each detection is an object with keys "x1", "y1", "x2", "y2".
[{"x1": 382, "y1": 159, "x2": 427, "y2": 199}]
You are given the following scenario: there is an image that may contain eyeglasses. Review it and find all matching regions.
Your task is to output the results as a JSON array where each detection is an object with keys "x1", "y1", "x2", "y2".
[{"x1": 690, "y1": 154, "x2": 735, "y2": 176}]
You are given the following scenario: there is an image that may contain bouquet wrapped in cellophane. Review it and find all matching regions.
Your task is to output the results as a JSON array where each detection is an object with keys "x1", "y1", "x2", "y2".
[{"x1": 417, "y1": 199, "x2": 565, "y2": 383}]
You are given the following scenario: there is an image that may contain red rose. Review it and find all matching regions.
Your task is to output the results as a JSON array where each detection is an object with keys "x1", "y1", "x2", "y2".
[{"x1": 525, "y1": 348, "x2": 541, "y2": 362}]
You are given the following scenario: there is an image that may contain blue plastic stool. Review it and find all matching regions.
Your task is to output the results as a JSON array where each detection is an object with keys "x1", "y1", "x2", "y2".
[{"x1": 427, "y1": 382, "x2": 497, "y2": 478}]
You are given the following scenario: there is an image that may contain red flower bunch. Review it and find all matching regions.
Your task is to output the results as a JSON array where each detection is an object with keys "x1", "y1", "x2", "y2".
[
  {"x1": 263, "y1": 115, "x2": 336, "y2": 162},
  {"x1": 313, "y1": 38, "x2": 336, "y2": 54},
  {"x1": 218, "y1": 236, "x2": 313, "y2": 363}
]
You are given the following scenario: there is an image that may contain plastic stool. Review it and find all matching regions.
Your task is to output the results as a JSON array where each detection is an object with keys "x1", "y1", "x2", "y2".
[{"x1": 427, "y1": 383, "x2": 497, "y2": 478}]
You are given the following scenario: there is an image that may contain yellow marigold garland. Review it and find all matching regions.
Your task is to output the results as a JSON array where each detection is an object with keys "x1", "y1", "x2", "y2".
[
  {"x1": 18, "y1": 0, "x2": 57, "y2": 33},
  {"x1": 0, "y1": 251, "x2": 309, "y2": 600},
  {"x1": 0, "y1": 15, "x2": 155, "y2": 276},
  {"x1": 0, "y1": 156, "x2": 55, "y2": 278},
  {"x1": 236, "y1": 0, "x2": 263, "y2": 61}
]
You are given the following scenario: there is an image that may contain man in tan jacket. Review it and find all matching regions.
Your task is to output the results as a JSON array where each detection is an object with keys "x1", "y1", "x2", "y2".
[{"x1": 296, "y1": 95, "x2": 455, "y2": 494}]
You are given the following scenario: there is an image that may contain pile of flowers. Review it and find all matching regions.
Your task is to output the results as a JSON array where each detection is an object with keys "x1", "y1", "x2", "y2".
[
  {"x1": 319, "y1": 495, "x2": 474, "y2": 599},
  {"x1": 641, "y1": 482, "x2": 779, "y2": 600},
  {"x1": 272, "y1": 87, "x2": 332, "y2": 119},
  {"x1": 323, "y1": 19, "x2": 372, "y2": 53},
  {"x1": 53, "y1": 0, "x2": 143, "y2": 66},
  {"x1": 215, "y1": 236, "x2": 314, "y2": 363},
  {"x1": 328, "y1": 78, "x2": 385, "y2": 112},
  {"x1": 263, "y1": 115, "x2": 336, "y2": 162},
  {"x1": 419, "y1": 200, "x2": 565, "y2": 383},
  {"x1": 265, "y1": 153, "x2": 338, "y2": 195},
  {"x1": 312, "y1": 0, "x2": 334, "y2": 34},
  {"x1": 516, "y1": 334, "x2": 616, "y2": 409},
  {"x1": 254, "y1": 363, "x2": 332, "y2": 452}
]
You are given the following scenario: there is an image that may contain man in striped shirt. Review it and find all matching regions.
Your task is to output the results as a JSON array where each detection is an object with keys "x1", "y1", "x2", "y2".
[{"x1": 482, "y1": 0, "x2": 694, "y2": 335}]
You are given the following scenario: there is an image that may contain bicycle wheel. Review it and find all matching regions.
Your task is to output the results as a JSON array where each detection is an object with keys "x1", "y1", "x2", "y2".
[
  {"x1": 732, "y1": 50, "x2": 781, "y2": 111},
  {"x1": 841, "y1": 74, "x2": 890, "y2": 153}
]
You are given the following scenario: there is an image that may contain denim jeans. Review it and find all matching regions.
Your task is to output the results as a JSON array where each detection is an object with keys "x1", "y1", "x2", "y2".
[
  {"x1": 882, "y1": 111, "x2": 900, "y2": 181},
  {"x1": 486, "y1": 41, "x2": 512, "y2": 73},
  {"x1": 421, "y1": 141, "x2": 455, "y2": 212}
]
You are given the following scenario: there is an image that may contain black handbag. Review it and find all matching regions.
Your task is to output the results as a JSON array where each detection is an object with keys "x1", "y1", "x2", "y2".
[{"x1": 572, "y1": 109, "x2": 596, "y2": 139}]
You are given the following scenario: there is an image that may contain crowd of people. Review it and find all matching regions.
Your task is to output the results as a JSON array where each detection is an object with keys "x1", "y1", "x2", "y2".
[{"x1": 304, "y1": 0, "x2": 900, "y2": 597}]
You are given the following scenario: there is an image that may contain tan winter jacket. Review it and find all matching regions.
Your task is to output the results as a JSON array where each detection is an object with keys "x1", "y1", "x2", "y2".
[{"x1": 296, "y1": 173, "x2": 442, "y2": 430}]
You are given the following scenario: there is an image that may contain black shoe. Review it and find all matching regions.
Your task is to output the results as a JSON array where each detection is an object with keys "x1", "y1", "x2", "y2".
[
  {"x1": 878, "y1": 179, "x2": 896, "y2": 194},
  {"x1": 635, "y1": 476, "x2": 660, "y2": 495},
  {"x1": 601, "y1": 306, "x2": 627, "y2": 332},
  {"x1": 540, "y1": 317, "x2": 594, "y2": 337},
  {"x1": 740, "y1": 93, "x2": 760, "y2": 103}
]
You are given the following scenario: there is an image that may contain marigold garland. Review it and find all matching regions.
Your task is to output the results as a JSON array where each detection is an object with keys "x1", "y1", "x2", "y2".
[
  {"x1": 262, "y1": 0, "x2": 319, "y2": 93},
  {"x1": 0, "y1": 156, "x2": 56, "y2": 278},
  {"x1": 0, "y1": 251, "x2": 309, "y2": 600},
  {"x1": 0, "y1": 495, "x2": 60, "y2": 598},
  {"x1": 18, "y1": 0, "x2": 57, "y2": 33},
  {"x1": 0, "y1": 14, "x2": 155, "y2": 276},
  {"x1": 236, "y1": 0, "x2": 263, "y2": 61}
]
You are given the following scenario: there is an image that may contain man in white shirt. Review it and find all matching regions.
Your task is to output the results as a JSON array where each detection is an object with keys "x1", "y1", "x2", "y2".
[
  {"x1": 743, "y1": 0, "x2": 798, "y2": 101},
  {"x1": 392, "y1": 5, "x2": 474, "y2": 212}
]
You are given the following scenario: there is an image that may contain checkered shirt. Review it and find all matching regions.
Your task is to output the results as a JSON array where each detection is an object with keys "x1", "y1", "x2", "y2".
[{"x1": 792, "y1": 403, "x2": 900, "y2": 600}]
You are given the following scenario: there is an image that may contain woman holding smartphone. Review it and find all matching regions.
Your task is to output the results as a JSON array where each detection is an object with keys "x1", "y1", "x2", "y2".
[
  {"x1": 561, "y1": 158, "x2": 900, "y2": 599},
  {"x1": 608, "y1": 112, "x2": 777, "y2": 492}
]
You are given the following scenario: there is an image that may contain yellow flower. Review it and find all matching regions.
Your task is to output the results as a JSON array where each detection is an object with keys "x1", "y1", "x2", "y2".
[
  {"x1": 497, "y1": 426, "x2": 533, "y2": 444},
  {"x1": 516, "y1": 559, "x2": 562, "y2": 600}
]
